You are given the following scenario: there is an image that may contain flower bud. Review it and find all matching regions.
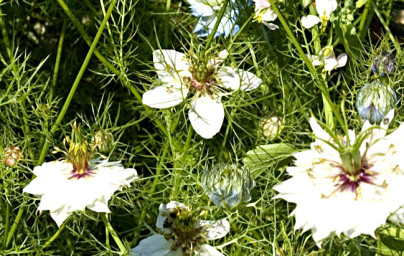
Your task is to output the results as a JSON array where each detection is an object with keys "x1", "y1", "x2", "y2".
[
  {"x1": 201, "y1": 164, "x2": 255, "y2": 210},
  {"x1": 92, "y1": 130, "x2": 114, "y2": 153},
  {"x1": 3, "y1": 146, "x2": 23, "y2": 167},
  {"x1": 371, "y1": 51, "x2": 396, "y2": 75},
  {"x1": 259, "y1": 116, "x2": 283, "y2": 140},
  {"x1": 356, "y1": 80, "x2": 397, "y2": 124}
]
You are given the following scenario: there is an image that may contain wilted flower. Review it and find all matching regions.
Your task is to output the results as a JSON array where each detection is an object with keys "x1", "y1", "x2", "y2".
[
  {"x1": 259, "y1": 115, "x2": 283, "y2": 140},
  {"x1": 143, "y1": 49, "x2": 262, "y2": 139},
  {"x1": 202, "y1": 164, "x2": 255, "y2": 210},
  {"x1": 356, "y1": 80, "x2": 397, "y2": 124},
  {"x1": 3, "y1": 146, "x2": 23, "y2": 167},
  {"x1": 252, "y1": 0, "x2": 279, "y2": 30},
  {"x1": 130, "y1": 201, "x2": 230, "y2": 256},
  {"x1": 301, "y1": 0, "x2": 338, "y2": 28},
  {"x1": 188, "y1": 0, "x2": 239, "y2": 37},
  {"x1": 23, "y1": 136, "x2": 138, "y2": 226},
  {"x1": 91, "y1": 130, "x2": 114, "y2": 153},
  {"x1": 371, "y1": 51, "x2": 396, "y2": 76},
  {"x1": 274, "y1": 111, "x2": 404, "y2": 246},
  {"x1": 309, "y1": 47, "x2": 348, "y2": 73}
]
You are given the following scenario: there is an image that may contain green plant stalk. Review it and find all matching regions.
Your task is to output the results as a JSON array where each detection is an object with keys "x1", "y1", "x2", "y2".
[
  {"x1": 0, "y1": 9, "x2": 19, "y2": 79},
  {"x1": 2, "y1": 190, "x2": 10, "y2": 248},
  {"x1": 38, "y1": 0, "x2": 117, "y2": 165},
  {"x1": 266, "y1": 0, "x2": 346, "y2": 131},
  {"x1": 358, "y1": 0, "x2": 372, "y2": 40},
  {"x1": 56, "y1": 0, "x2": 169, "y2": 137},
  {"x1": 5, "y1": 201, "x2": 25, "y2": 248},
  {"x1": 204, "y1": 0, "x2": 229, "y2": 51},
  {"x1": 101, "y1": 213, "x2": 127, "y2": 254},
  {"x1": 50, "y1": 21, "x2": 67, "y2": 102},
  {"x1": 42, "y1": 221, "x2": 67, "y2": 249},
  {"x1": 171, "y1": 125, "x2": 193, "y2": 200},
  {"x1": 373, "y1": 3, "x2": 401, "y2": 53},
  {"x1": 133, "y1": 141, "x2": 169, "y2": 245},
  {"x1": 164, "y1": 0, "x2": 172, "y2": 48}
]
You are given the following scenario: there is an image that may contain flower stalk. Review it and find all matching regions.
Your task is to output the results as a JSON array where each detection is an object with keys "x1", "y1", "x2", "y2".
[{"x1": 101, "y1": 213, "x2": 127, "y2": 254}]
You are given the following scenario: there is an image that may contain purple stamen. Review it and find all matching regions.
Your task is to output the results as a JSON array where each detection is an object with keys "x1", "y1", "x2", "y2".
[{"x1": 69, "y1": 169, "x2": 95, "y2": 179}]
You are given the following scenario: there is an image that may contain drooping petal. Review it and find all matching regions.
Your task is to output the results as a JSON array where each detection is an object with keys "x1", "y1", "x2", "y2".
[
  {"x1": 323, "y1": 56, "x2": 338, "y2": 72},
  {"x1": 336, "y1": 53, "x2": 348, "y2": 68},
  {"x1": 316, "y1": 0, "x2": 338, "y2": 18},
  {"x1": 309, "y1": 118, "x2": 331, "y2": 142},
  {"x1": 142, "y1": 84, "x2": 189, "y2": 109},
  {"x1": 187, "y1": 0, "x2": 215, "y2": 16},
  {"x1": 198, "y1": 218, "x2": 230, "y2": 240},
  {"x1": 129, "y1": 234, "x2": 182, "y2": 256},
  {"x1": 218, "y1": 67, "x2": 262, "y2": 91},
  {"x1": 195, "y1": 244, "x2": 224, "y2": 256},
  {"x1": 301, "y1": 15, "x2": 321, "y2": 28},
  {"x1": 188, "y1": 95, "x2": 225, "y2": 139}
]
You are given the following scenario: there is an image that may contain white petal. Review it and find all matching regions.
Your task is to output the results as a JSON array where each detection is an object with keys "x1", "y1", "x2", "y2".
[
  {"x1": 156, "y1": 201, "x2": 188, "y2": 230},
  {"x1": 142, "y1": 84, "x2": 188, "y2": 109},
  {"x1": 50, "y1": 207, "x2": 70, "y2": 227},
  {"x1": 153, "y1": 50, "x2": 190, "y2": 76},
  {"x1": 263, "y1": 22, "x2": 279, "y2": 30},
  {"x1": 316, "y1": 0, "x2": 338, "y2": 17},
  {"x1": 336, "y1": 53, "x2": 348, "y2": 68},
  {"x1": 195, "y1": 244, "x2": 224, "y2": 256},
  {"x1": 187, "y1": 0, "x2": 214, "y2": 16},
  {"x1": 323, "y1": 56, "x2": 338, "y2": 72},
  {"x1": 189, "y1": 95, "x2": 224, "y2": 139},
  {"x1": 301, "y1": 15, "x2": 321, "y2": 28},
  {"x1": 199, "y1": 218, "x2": 230, "y2": 240},
  {"x1": 218, "y1": 67, "x2": 262, "y2": 91},
  {"x1": 309, "y1": 118, "x2": 330, "y2": 142},
  {"x1": 130, "y1": 234, "x2": 182, "y2": 256},
  {"x1": 261, "y1": 8, "x2": 277, "y2": 22}
]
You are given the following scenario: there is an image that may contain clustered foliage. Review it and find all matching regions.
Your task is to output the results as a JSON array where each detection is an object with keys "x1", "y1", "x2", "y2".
[{"x1": 1, "y1": 0, "x2": 404, "y2": 255}]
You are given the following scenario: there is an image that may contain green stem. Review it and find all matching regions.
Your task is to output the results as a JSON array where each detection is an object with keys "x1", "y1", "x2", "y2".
[
  {"x1": 38, "y1": 0, "x2": 117, "y2": 165},
  {"x1": 373, "y1": 2, "x2": 401, "y2": 53},
  {"x1": 133, "y1": 141, "x2": 169, "y2": 245},
  {"x1": 5, "y1": 201, "x2": 25, "y2": 248},
  {"x1": 50, "y1": 20, "x2": 67, "y2": 102},
  {"x1": 204, "y1": 0, "x2": 229, "y2": 51},
  {"x1": 56, "y1": 0, "x2": 169, "y2": 137},
  {"x1": 0, "y1": 9, "x2": 19, "y2": 79},
  {"x1": 358, "y1": 0, "x2": 372, "y2": 40},
  {"x1": 42, "y1": 221, "x2": 67, "y2": 249},
  {"x1": 267, "y1": 0, "x2": 345, "y2": 130},
  {"x1": 164, "y1": 0, "x2": 172, "y2": 48},
  {"x1": 2, "y1": 194, "x2": 10, "y2": 247},
  {"x1": 101, "y1": 213, "x2": 127, "y2": 254}
]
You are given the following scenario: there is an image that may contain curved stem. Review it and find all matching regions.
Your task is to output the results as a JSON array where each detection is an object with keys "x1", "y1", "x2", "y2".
[
  {"x1": 101, "y1": 213, "x2": 127, "y2": 254},
  {"x1": 43, "y1": 221, "x2": 67, "y2": 249},
  {"x1": 38, "y1": 0, "x2": 117, "y2": 165},
  {"x1": 204, "y1": 0, "x2": 229, "y2": 51}
]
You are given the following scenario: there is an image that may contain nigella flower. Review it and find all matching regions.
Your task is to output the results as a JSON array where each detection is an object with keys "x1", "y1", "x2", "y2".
[
  {"x1": 356, "y1": 80, "x2": 397, "y2": 124},
  {"x1": 274, "y1": 111, "x2": 404, "y2": 246},
  {"x1": 252, "y1": 0, "x2": 278, "y2": 30},
  {"x1": 130, "y1": 201, "x2": 230, "y2": 256},
  {"x1": 143, "y1": 49, "x2": 262, "y2": 139},
  {"x1": 23, "y1": 136, "x2": 138, "y2": 226},
  {"x1": 188, "y1": 0, "x2": 239, "y2": 37},
  {"x1": 309, "y1": 47, "x2": 348, "y2": 73},
  {"x1": 301, "y1": 0, "x2": 338, "y2": 28}
]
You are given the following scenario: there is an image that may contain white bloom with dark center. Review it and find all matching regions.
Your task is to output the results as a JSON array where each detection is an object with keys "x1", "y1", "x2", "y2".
[
  {"x1": 252, "y1": 0, "x2": 278, "y2": 30},
  {"x1": 23, "y1": 159, "x2": 138, "y2": 227},
  {"x1": 301, "y1": 0, "x2": 338, "y2": 28},
  {"x1": 188, "y1": 0, "x2": 239, "y2": 37},
  {"x1": 274, "y1": 111, "x2": 404, "y2": 246},
  {"x1": 143, "y1": 49, "x2": 262, "y2": 139},
  {"x1": 308, "y1": 47, "x2": 347, "y2": 73},
  {"x1": 130, "y1": 201, "x2": 230, "y2": 256}
]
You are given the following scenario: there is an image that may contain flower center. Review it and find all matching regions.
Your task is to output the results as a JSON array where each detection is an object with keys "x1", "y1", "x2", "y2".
[
  {"x1": 185, "y1": 60, "x2": 218, "y2": 96},
  {"x1": 63, "y1": 137, "x2": 94, "y2": 179},
  {"x1": 162, "y1": 207, "x2": 207, "y2": 255}
]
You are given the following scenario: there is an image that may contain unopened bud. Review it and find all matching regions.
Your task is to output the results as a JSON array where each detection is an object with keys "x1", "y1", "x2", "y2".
[
  {"x1": 201, "y1": 164, "x2": 255, "y2": 210},
  {"x1": 92, "y1": 131, "x2": 114, "y2": 153},
  {"x1": 356, "y1": 80, "x2": 397, "y2": 124},
  {"x1": 259, "y1": 116, "x2": 283, "y2": 140},
  {"x1": 3, "y1": 146, "x2": 23, "y2": 167},
  {"x1": 371, "y1": 51, "x2": 396, "y2": 76}
]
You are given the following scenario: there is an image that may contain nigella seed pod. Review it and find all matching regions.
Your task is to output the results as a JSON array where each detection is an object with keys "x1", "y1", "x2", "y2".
[
  {"x1": 356, "y1": 80, "x2": 397, "y2": 124},
  {"x1": 92, "y1": 130, "x2": 114, "y2": 153},
  {"x1": 371, "y1": 51, "x2": 396, "y2": 76},
  {"x1": 201, "y1": 164, "x2": 255, "y2": 210},
  {"x1": 259, "y1": 116, "x2": 283, "y2": 140},
  {"x1": 3, "y1": 146, "x2": 23, "y2": 167}
]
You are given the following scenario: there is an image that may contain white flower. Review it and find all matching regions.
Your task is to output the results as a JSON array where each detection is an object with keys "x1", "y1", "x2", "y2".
[
  {"x1": 187, "y1": 0, "x2": 239, "y2": 37},
  {"x1": 143, "y1": 49, "x2": 262, "y2": 139},
  {"x1": 252, "y1": 0, "x2": 278, "y2": 30},
  {"x1": 308, "y1": 47, "x2": 348, "y2": 73},
  {"x1": 130, "y1": 201, "x2": 230, "y2": 256},
  {"x1": 274, "y1": 111, "x2": 404, "y2": 246},
  {"x1": 301, "y1": 0, "x2": 338, "y2": 28},
  {"x1": 23, "y1": 159, "x2": 138, "y2": 227}
]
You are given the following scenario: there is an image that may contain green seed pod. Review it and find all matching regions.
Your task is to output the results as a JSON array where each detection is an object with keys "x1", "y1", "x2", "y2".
[
  {"x1": 201, "y1": 164, "x2": 255, "y2": 210},
  {"x1": 259, "y1": 116, "x2": 283, "y2": 140}
]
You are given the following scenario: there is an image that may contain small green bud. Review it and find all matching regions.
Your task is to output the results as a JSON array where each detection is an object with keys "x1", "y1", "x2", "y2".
[
  {"x1": 92, "y1": 130, "x2": 114, "y2": 153},
  {"x1": 259, "y1": 116, "x2": 283, "y2": 140}
]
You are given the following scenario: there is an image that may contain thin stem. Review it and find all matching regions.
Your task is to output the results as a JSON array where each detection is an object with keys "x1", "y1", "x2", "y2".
[
  {"x1": 5, "y1": 201, "x2": 26, "y2": 248},
  {"x1": 0, "y1": 9, "x2": 19, "y2": 79},
  {"x1": 2, "y1": 192, "x2": 10, "y2": 247},
  {"x1": 38, "y1": 0, "x2": 117, "y2": 165},
  {"x1": 358, "y1": 0, "x2": 372, "y2": 40},
  {"x1": 50, "y1": 20, "x2": 67, "y2": 102},
  {"x1": 42, "y1": 222, "x2": 67, "y2": 249},
  {"x1": 56, "y1": 0, "x2": 169, "y2": 137},
  {"x1": 164, "y1": 0, "x2": 172, "y2": 48},
  {"x1": 266, "y1": 0, "x2": 345, "y2": 130},
  {"x1": 101, "y1": 213, "x2": 127, "y2": 254},
  {"x1": 204, "y1": 0, "x2": 229, "y2": 51},
  {"x1": 373, "y1": 2, "x2": 401, "y2": 53}
]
